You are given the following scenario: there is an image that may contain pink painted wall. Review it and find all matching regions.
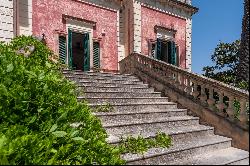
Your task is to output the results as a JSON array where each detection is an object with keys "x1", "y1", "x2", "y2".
[
  {"x1": 32, "y1": 0, "x2": 118, "y2": 71},
  {"x1": 141, "y1": 6, "x2": 187, "y2": 69}
]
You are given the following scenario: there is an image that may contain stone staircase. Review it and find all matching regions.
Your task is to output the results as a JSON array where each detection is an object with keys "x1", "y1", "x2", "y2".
[{"x1": 63, "y1": 70, "x2": 249, "y2": 165}]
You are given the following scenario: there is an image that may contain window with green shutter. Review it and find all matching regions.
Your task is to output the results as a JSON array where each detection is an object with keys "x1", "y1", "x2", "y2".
[
  {"x1": 154, "y1": 39, "x2": 178, "y2": 67},
  {"x1": 93, "y1": 41, "x2": 100, "y2": 69},
  {"x1": 59, "y1": 36, "x2": 66, "y2": 64}
]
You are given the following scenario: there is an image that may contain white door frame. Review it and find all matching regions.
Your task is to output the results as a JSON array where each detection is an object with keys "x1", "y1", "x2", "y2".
[{"x1": 66, "y1": 19, "x2": 94, "y2": 69}]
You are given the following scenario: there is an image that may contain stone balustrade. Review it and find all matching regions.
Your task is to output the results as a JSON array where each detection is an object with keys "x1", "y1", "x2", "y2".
[{"x1": 120, "y1": 53, "x2": 249, "y2": 127}]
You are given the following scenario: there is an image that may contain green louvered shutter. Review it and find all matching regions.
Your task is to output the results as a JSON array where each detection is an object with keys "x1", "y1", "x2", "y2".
[
  {"x1": 156, "y1": 38, "x2": 162, "y2": 60},
  {"x1": 83, "y1": 33, "x2": 90, "y2": 72},
  {"x1": 59, "y1": 36, "x2": 66, "y2": 64},
  {"x1": 68, "y1": 29, "x2": 73, "y2": 69},
  {"x1": 171, "y1": 41, "x2": 177, "y2": 66},
  {"x1": 167, "y1": 41, "x2": 177, "y2": 66},
  {"x1": 93, "y1": 42, "x2": 100, "y2": 69},
  {"x1": 167, "y1": 41, "x2": 172, "y2": 64}
]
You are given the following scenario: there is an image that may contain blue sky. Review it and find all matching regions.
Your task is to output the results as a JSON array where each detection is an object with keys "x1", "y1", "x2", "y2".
[{"x1": 191, "y1": 0, "x2": 244, "y2": 74}]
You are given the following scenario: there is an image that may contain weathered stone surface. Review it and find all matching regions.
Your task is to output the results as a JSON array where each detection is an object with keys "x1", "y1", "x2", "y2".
[
  {"x1": 64, "y1": 70, "x2": 249, "y2": 165},
  {"x1": 119, "y1": 53, "x2": 249, "y2": 152}
]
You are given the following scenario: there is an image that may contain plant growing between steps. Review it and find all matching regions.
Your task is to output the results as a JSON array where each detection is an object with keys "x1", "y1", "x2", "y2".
[
  {"x1": 117, "y1": 132, "x2": 172, "y2": 154},
  {"x1": 94, "y1": 103, "x2": 115, "y2": 112}
]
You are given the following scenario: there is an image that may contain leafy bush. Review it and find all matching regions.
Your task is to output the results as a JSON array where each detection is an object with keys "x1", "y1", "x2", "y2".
[{"x1": 0, "y1": 36, "x2": 124, "y2": 165}]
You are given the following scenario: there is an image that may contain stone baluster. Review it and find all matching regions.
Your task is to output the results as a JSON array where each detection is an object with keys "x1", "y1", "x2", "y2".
[
  {"x1": 200, "y1": 84, "x2": 208, "y2": 103},
  {"x1": 164, "y1": 67, "x2": 168, "y2": 83},
  {"x1": 185, "y1": 76, "x2": 192, "y2": 95},
  {"x1": 207, "y1": 87, "x2": 215, "y2": 109},
  {"x1": 216, "y1": 91, "x2": 226, "y2": 112},
  {"x1": 169, "y1": 71, "x2": 175, "y2": 84},
  {"x1": 239, "y1": 99, "x2": 248, "y2": 123},
  {"x1": 181, "y1": 74, "x2": 187, "y2": 91},
  {"x1": 177, "y1": 72, "x2": 183, "y2": 90},
  {"x1": 192, "y1": 81, "x2": 200, "y2": 99},
  {"x1": 174, "y1": 71, "x2": 180, "y2": 89},
  {"x1": 226, "y1": 95, "x2": 235, "y2": 118},
  {"x1": 161, "y1": 66, "x2": 165, "y2": 77},
  {"x1": 149, "y1": 60, "x2": 152, "y2": 71}
]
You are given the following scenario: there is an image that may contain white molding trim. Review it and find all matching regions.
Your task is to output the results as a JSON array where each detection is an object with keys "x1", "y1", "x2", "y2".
[
  {"x1": 66, "y1": 19, "x2": 94, "y2": 68},
  {"x1": 186, "y1": 17, "x2": 192, "y2": 71},
  {"x1": 0, "y1": 0, "x2": 14, "y2": 42},
  {"x1": 133, "y1": 0, "x2": 142, "y2": 53},
  {"x1": 136, "y1": 0, "x2": 192, "y2": 20},
  {"x1": 74, "y1": 0, "x2": 120, "y2": 12},
  {"x1": 18, "y1": 0, "x2": 33, "y2": 36},
  {"x1": 156, "y1": 29, "x2": 175, "y2": 41}
]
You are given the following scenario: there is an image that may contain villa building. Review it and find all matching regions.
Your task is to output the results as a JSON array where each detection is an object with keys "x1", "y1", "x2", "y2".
[{"x1": 0, "y1": 0, "x2": 198, "y2": 72}]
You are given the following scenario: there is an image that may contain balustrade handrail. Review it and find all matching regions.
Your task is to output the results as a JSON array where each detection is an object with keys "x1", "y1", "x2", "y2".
[
  {"x1": 123, "y1": 53, "x2": 249, "y2": 98},
  {"x1": 120, "y1": 53, "x2": 249, "y2": 126}
]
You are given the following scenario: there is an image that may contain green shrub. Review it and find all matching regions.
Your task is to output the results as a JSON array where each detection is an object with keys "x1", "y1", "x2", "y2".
[{"x1": 0, "y1": 36, "x2": 124, "y2": 165}]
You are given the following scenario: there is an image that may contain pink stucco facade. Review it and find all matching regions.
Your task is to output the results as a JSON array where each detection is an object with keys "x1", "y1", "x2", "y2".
[
  {"x1": 141, "y1": 6, "x2": 187, "y2": 69},
  {"x1": 32, "y1": 0, "x2": 118, "y2": 71},
  {"x1": 30, "y1": 0, "x2": 196, "y2": 72}
]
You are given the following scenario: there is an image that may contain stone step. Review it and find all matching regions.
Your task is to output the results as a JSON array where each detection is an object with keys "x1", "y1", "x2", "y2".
[
  {"x1": 89, "y1": 102, "x2": 178, "y2": 112},
  {"x1": 77, "y1": 82, "x2": 149, "y2": 88},
  {"x1": 79, "y1": 84, "x2": 120, "y2": 88},
  {"x1": 64, "y1": 75, "x2": 144, "y2": 85},
  {"x1": 64, "y1": 71, "x2": 249, "y2": 165},
  {"x1": 94, "y1": 109, "x2": 187, "y2": 122},
  {"x1": 78, "y1": 78, "x2": 144, "y2": 85},
  {"x1": 79, "y1": 86, "x2": 155, "y2": 93},
  {"x1": 80, "y1": 72, "x2": 138, "y2": 79},
  {"x1": 123, "y1": 135, "x2": 232, "y2": 165},
  {"x1": 85, "y1": 71, "x2": 133, "y2": 76},
  {"x1": 64, "y1": 73, "x2": 140, "y2": 82},
  {"x1": 228, "y1": 158, "x2": 249, "y2": 165},
  {"x1": 79, "y1": 97, "x2": 169, "y2": 104},
  {"x1": 64, "y1": 70, "x2": 137, "y2": 79},
  {"x1": 106, "y1": 125, "x2": 214, "y2": 145},
  {"x1": 83, "y1": 91, "x2": 162, "y2": 98},
  {"x1": 103, "y1": 116, "x2": 200, "y2": 136},
  {"x1": 170, "y1": 147, "x2": 249, "y2": 165},
  {"x1": 62, "y1": 69, "x2": 82, "y2": 73}
]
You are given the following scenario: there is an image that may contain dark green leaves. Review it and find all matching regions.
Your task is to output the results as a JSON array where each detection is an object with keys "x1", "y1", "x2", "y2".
[
  {"x1": 202, "y1": 40, "x2": 248, "y2": 90},
  {"x1": 0, "y1": 36, "x2": 125, "y2": 165}
]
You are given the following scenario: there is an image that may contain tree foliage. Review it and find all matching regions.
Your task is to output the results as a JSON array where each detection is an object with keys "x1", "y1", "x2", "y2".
[
  {"x1": 203, "y1": 40, "x2": 240, "y2": 84},
  {"x1": 203, "y1": 40, "x2": 248, "y2": 90},
  {"x1": 236, "y1": 0, "x2": 249, "y2": 83}
]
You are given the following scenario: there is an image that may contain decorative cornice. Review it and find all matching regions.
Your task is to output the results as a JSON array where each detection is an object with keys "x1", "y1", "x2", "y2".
[
  {"x1": 72, "y1": 0, "x2": 120, "y2": 12},
  {"x1": 54, "y1": 29, "x2": 67, "y2": 36},
  {"x1": 138, "y1": 0, "x2": 198, "y2": 18},
  {"x1": 62, "y1": 14, "x2": 96, "y2": 27},
  {"x1": 168, "y1": 0, "x2": 199, "y2": 15},
  {"x1": 154, "y1": 25, "x2": 177, "y2": 34}
]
